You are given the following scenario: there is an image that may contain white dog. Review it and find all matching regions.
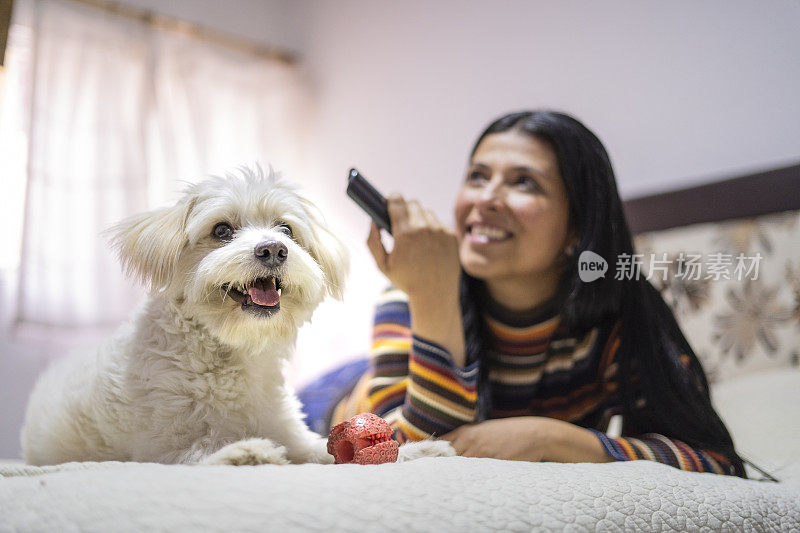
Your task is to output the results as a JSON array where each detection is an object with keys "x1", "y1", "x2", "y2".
[{"x1": 21, "y1": 167, "x2": 454, "y2": 466}]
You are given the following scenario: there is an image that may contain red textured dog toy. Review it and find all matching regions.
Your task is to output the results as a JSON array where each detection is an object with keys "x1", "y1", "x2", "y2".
[{"x1": 327, "y1": 413, "x2": 399, "y2": 465}]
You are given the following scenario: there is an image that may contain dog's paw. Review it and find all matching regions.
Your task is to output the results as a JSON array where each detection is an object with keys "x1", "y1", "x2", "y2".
[
  {"x1": 307, "y1": 439, "x2": 335, "y2": 464},
  {"x1": 396, "y1": 439, "x2": 456, "y2": 463},
  {"x1": 201, "y1": 438, "x2": 290, "y2": 466},
  {"x1": 295, "y1": 447, "x2": 335, "y2": 465},
  {"x1": 288, "y1": 439, "x2": 335, "y2": 465}
]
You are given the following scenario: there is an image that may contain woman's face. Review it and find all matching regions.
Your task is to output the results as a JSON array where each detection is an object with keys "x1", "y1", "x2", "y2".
[{"x1": 454, "y1": 130, "x2": 573, "y2": 287}]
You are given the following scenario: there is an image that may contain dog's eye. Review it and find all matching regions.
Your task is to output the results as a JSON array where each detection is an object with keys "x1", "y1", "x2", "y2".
[
  {"x1": 212, "y1": 222, "x2": 234, "y2": 240},
  {"x1": 276, "y1": 222, "x2": 293, "y2": 239}
]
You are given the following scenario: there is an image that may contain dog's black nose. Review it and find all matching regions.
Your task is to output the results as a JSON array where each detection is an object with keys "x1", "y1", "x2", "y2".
[{"x1": 254, "y1": 240, "x2": 288, "y2": 266}]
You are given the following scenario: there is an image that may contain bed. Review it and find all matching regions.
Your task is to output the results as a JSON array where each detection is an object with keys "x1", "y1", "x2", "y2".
[
  {"x1": 2, "y1": 454, "x2": 798, "y2": 532},
  {"x1": 2, "y1": 164, "x2": 800, "y2": 532}
]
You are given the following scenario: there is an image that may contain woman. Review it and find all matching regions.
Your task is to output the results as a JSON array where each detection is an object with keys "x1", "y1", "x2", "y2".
[{"x1": 330, "y1": 110, "x2": 744, "y2": 476}]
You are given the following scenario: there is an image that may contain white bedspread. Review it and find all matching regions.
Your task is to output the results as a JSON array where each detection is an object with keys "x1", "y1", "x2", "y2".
[{"x1": 2, "y1": 458, "x2": 798, "y2": 532}]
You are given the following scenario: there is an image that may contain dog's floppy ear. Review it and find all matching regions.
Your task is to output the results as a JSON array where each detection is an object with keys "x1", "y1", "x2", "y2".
[
  {"x1": 307, "y1": 220, "x2": 349, "y2": 301},
  {"x1": 107, "y1": 196, "x2": 196, "y2": 292}
]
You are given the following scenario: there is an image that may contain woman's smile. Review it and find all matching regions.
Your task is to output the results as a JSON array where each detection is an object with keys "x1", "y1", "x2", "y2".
[{"x1": 465, "y1": 222, "x2": 514, "y2": 244}]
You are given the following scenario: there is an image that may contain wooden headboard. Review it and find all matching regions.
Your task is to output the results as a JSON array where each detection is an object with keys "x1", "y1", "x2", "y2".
[{"x1": 623, "y1": 162, "x2": 800, "y2": 234}]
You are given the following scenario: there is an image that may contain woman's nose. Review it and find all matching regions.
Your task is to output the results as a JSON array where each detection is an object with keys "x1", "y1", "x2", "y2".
[{"x1": 477, "y1": 179, "x2": 504, "y2": 208}]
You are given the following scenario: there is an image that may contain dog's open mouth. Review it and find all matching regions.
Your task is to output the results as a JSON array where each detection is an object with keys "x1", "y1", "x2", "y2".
[{"x1": 223, "y1": 277, "x2": 282, "y2": 316}]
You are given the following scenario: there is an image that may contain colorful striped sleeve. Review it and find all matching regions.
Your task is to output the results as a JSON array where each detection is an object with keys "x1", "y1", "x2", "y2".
[
  {"x1": 357, "y1": 288, "x2": 479, "y2": 442},
  {"x1": 401, "y1": 335, "x2": 479, "y2": 440},
  {"x1": 590, "y1": 344, "x2": 736, "y2": 475},
  {"x1": 589, "y1": 429, "x2": 735, "y2": 475}
]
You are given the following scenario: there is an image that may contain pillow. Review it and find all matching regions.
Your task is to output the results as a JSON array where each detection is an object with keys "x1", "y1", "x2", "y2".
[
  {"x1": 711, "y1": 367, "x2": 800, "y2": 480},
  {"x1": 635, "y1": 209, "x2": 800, "y2": 383}
]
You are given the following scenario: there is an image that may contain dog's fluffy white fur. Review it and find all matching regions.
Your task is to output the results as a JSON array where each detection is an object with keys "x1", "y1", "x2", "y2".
[
  {"x1": 22, "y1": 167, "x2": 351, "y2": 465},
  {"x1": 21, "y1": 167, "x2": 454, "y2": 466}
]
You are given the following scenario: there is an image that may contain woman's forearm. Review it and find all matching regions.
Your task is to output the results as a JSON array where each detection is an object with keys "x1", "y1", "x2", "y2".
[
  {"x1": 441, "y1": 417, "x2": 614, "y2": 462},
  {"x1": 407, "y1": 291, "x2": 467, "y2": 367},
  {"x1": 543, "y1": 419, "x2": 614, "y2": 463}
]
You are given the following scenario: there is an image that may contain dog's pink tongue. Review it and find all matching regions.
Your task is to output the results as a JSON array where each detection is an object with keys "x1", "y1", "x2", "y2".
[{"x1": 248, "y1": 279, "x2": 280, "y2": 306}]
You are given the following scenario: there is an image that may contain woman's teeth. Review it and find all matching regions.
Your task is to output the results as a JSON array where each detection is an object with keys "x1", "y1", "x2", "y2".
[{"x1": 470, "y1": 224, "x2": 511, "y2": 241}]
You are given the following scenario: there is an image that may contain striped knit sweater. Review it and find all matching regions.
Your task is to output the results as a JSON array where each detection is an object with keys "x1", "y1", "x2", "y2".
[{"x1": 331, "y1": 288, "x2": 734, "y2": 475}]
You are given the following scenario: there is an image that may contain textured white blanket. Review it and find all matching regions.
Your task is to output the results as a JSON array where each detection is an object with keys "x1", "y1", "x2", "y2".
[{"x1": 1, "y1": 458, "x2": 798, "y2": 532}]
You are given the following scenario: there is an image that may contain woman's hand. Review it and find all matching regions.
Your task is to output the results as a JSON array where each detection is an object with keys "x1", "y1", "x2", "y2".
[
  {"x1": 367, "y1": 195, "x2": 460, "y2": 301},
  {"x1": 439, "y1": 417, "x2": 614, "y2": 463},
  {"x1": 367, "y1": 195, "x2": 467, "y2": 365}
]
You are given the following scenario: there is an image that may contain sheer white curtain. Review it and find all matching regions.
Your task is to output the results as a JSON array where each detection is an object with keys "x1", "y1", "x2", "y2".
[{"x1": 0, "y1": 0, "x2": 305, "y2": 340}]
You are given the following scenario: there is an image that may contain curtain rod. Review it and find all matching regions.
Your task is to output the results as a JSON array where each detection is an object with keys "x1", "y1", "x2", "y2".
[{"x1": 65, "y1": 0, "x2": 296, "y2": 65}]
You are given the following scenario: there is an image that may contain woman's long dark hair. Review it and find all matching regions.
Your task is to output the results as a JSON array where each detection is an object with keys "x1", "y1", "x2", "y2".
[{"x1": 461, "y1": 110, "x2": 746, "y2": 477}]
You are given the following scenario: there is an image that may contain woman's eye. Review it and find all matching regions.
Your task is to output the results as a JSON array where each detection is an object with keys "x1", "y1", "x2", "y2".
[
  {"x1": 514, "y1": 175, "x2": 540, "y2": 192},
  {"x1": 276, "y1": 222, "x2": 293, "y2": 238},
  {"x1": 466, "y1": 170, "x2": 489, "y2": 185},
  {"x1": 212, "y1": 222, "x2": 234, "y2": 240}
]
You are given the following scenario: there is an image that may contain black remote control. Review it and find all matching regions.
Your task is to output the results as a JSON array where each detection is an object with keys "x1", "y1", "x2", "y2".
[{"x1": 346, "y1": 168, "x2": 392, "y2": 235}]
